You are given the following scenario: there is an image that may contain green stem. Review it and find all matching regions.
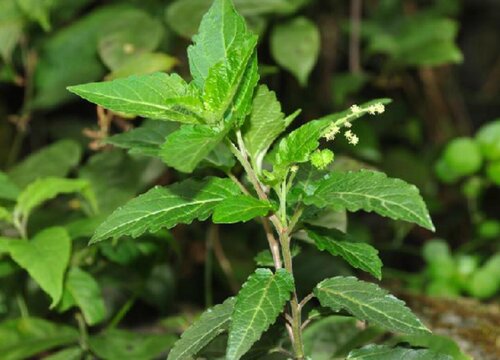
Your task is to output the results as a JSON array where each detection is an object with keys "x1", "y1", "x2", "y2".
[{"x1": 107, "y1": 296, "x2": 136, "y2": 330}]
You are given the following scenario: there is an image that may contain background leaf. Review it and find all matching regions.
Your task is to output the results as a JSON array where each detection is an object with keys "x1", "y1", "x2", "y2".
[
  {"x1": 7, "y1": 140, "x2": 81, "y2": 189},
  {"x1": 59, "y1": 267, "x2": 106, "y2": 326},
  {"x1": 270, "y1": 17, "x2": 320, "y2": 85},
  {"x1": 89, "y1": 329, "x2": 176, "y2": 360},
  {"x1": 0, "y1": 171, "x2": 20, "y2": 201},
  {"x1": 5, "y1": 227, "x2": 71, "y2": 307},
  {"x1": 0, "y1": 317, "x2": 79, "y2": 360}
]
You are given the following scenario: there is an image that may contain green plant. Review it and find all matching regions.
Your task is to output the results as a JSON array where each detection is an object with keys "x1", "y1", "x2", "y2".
[{"x1": 65, "y1": 1, "x2": 453, "y2": 359}]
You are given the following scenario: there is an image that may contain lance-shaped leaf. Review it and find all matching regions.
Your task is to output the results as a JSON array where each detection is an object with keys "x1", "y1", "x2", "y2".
[
  {"x1": 227, "y1": 268, "x2": 294, "y2": 360},
  {"x1": 59, "y1": 267, "x2": 106, "y2": 326},
  {"x1": 188, "y1": 0, "x2": 259, "y2": 125},
  {"x1": 68, "y1": 72, "x2": 204, "y2": 124},
  {"x1": 160, "y1": 124, "x2": 228, "y2": 173},
  {"x1": 0, "y1": 171, "x2": 20, "y2": 201},
  {"x1": 243, "y1": 85, "x2": 299, "y2": 162},
  {"x1": 303, "y1": 170, "x2": 434, "y2": 231},
  {"x1": 347, "y1": 345, "x2": 452, "y2": 360},
  {"x1": 167, "y1": 298, "x2": 235, "y2": 360},
  {"x1": 307, "y1": 229, "x2": 382, "y2": 280},
  {"x1": 315, "y1": 276, "x2": 429, "y2": 335},
  {"x1": 15, "y1": 177, "x2": 98, "y2": 221},
  {"x1": 188, "y1": 0, "x2": 256, "y2": 88},
  {"x1": 91, "y1": 177, "x2": 240, "y2": 243},
  {"x1": 105, "y1": 120, "x2": 179, "y2": 157},
  {"x1": 213, "y1": 195, "x2": 273, "y2": 224},
  {"x1": 5, "y1": 227, "x2": 71, "y2": 307}
]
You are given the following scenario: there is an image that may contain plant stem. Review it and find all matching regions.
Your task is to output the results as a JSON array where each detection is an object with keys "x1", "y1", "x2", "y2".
[{"x1": 280, "y1": 232, "x2": 305, "y2": 359}]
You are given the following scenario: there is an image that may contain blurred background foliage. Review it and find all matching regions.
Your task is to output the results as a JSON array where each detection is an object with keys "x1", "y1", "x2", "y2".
[{"x1": 0, "y1": 0, "x2": 499, "y2": 359}]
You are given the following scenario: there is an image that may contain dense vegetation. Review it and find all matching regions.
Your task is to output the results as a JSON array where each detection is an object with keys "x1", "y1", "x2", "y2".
[{"x1": 0, "y1": 0, "x2": 498, "y2": 359}]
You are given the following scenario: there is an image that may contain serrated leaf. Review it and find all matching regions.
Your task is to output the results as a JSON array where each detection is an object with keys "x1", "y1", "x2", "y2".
[
  {"x1": 15, "y1": 177, "x2": 97, "y2": 221},
  {"x1": 43, "y1": 347, "x2": 83, "y2": 360},
  {"x1": 0, "y1": 171, "x2": 20, "y2": 201},
  {"x1": 202, "y1": 38, "x2": 258, "y2": 123},
  {"x1": 89, "y1": 329, "x2": 176, "y2": 360},
  {"x1": 91, "y1": 177, "x2": 240, "y2": 243},
  {"x1": 167, "y1": 298, "x2": 235, "y2": 360},
  {"x1": 347, "y1": 345, "x2": 452, "y2": 360},
  {"x1": 60, "y1": 267, "x2": 106, "y2": 326},
  {"x1": 213, "y1": 195, "x2": 273, "y2": 224},
  {"x1": 8, "y1": 140, "x2": 81, "y2": 189},
  {"x1": 227, "y1": 268, "x2": 294, "y2": 360},
  {"x1": 0, "y1": 317, "x2": 79, "y2": 360},
  {"x1": 302, "y1": 170, "x2": 434, "y2": 231},
  {"x1": 315, "y1": 276, "x2": 429, "y2": 335},
  {"x1": 242, "y1": 85, "x2": 298, "y2": 163},
  {"x1": 188, "y1": 0, "x2": 256, "y2": 88},
  {"x1": 307, "y1": 229, "x2": 382, "y2": 279},
  {"x1": 68, "y1": 72, "x2": 204, "y2": 124},
  {"x1": 160, "y1": 124, "x2": 228, "y2": 173},
  {"x1": 5, "y1": 227, "x2": 71, "y2": 307},
  {"x1": 106, "y1": 120, "x2": 179, "y2": 157},
  {"x1": 270, "y1": 17, "x2": 320, "y2": 85}
]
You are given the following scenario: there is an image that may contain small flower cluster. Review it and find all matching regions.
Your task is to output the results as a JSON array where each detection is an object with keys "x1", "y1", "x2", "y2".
[{"x1": 322, "y1": 102, "x2": 385, "y2": 146}]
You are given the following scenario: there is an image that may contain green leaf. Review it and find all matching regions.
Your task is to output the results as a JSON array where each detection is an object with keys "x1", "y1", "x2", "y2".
[
  {"x1": 34, "y1": 6, "x2": 152, "y2": 109},
  {"x1": 106, "y1": 120, "x2": 178, "y2": 157},
  {"x1": 187, "y1": 0, "x2": 257, "y2": 89},
  {"x1": 15, "y1": 177, "x2": 97, "y2": 221},
  {"x1": 160, "y1": 124, "x2": 227, "y2": 173},
  {"x1": 255, "y1": 246, "x2": 300, "y2": 267},
  {"x1": 395, "y1": 334, "x2": 471, "y2": 360},
  {"x1": 0, "y1": 171, "x2": 20, "y2": 201},
  {"x1": 5, "y1": 227, "x2": 71, "y2": 307},
  {"x1": 270, "y1": 17, "x2": 320, "y2": 85},
  {"x1": 347, "y1": 345, "x2": 452, "y2": 360},
  {"x1": 302, "y1": 170, "x2": 435, "y2": 231},
  {"x1": 0, "y1": 317, "x2": 79, "y2": 360},
  {"x1": 8, "y1": 140, "x2": 81, "y2": 189},
  {"x1": 0, "y1": 0, "x2": 24, "y2": 62},
  {"x1": 315, "y1": 276, "x2": 429, "y2": 335},
  {"x1": 227, "y1": 268, "x2": 294, "y2": 360},
  {"x1": 213, "y1": 195, "x2": 273, "y2": 224},
  {"x1": 16, "y1": 0, "x2": 52, "y2": 31},
  {"x1": 60, "y1": 267, "x2": 106, "y2": 326},
  {"x1": 242, "y1": 85, "x2": 299, "y2": 163},
  {"x1": 167, "y1": 298, "x2": 235, "y2": 360},
  {"x1": 68, "y1": 72, "x2": 204, "y2": 124},
  {"x1": 97, "y1": 13, "x2": 164, "y2": 71},
  {"x1": 89, "y1": 329, "x2": 177, "y2": 360},
  {"x1": 107, "y1": 52, "x2": 178, "y2": 80},
  {"x1": 91, "y1": 177, "x2": 240, "y2": 243},
  {"x1": 307, "y1": 229, "x2": 382, "y2": 280},
  {"x1": 43, "y1": 347, "x2": 83, "y2": 360},
  {"x1": 0, "y1": 207, "x2": 12, "y2": 223}
]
